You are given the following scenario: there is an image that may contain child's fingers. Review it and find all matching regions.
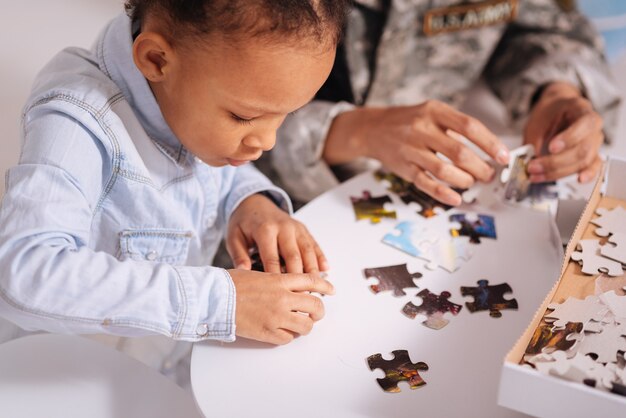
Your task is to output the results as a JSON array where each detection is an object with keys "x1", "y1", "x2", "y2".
[
  {"x1": 255, "y1": 229, "x2": 282, "y2": 274},
  {"x1": 284, "y1": 273, "x2": 335, "y2": 295},
  {"x1": 226, "y1": 227, "x2": 251, "y2": 269},
  {"x1": 284, "y1": 312, "x2": 315, "y2": 336},
  {"x1": 291, "y1": 293, "x2": 326, "y2": 321},
  {"x1": 278, "y1": 229, "x2": 304, "y2": 274},
  {"x1": 298, "y1": 236, "x2": 321, "y2": 273}
]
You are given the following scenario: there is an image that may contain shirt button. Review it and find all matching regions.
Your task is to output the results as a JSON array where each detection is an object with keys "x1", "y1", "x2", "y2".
[
  {"x1": 196, "y1": 323, "x2": 209, "y2": 337},
  {"x1": 145, "y1": 251, "x2": 158, "y2": 261}
]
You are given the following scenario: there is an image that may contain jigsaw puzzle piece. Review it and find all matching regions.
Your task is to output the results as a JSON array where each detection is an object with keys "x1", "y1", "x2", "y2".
[
  {"x1": 461, "y1": 163, "x2": 503, "y2": 207},
  {"x1": 350, "y1": 190, "x2": 397, "y2": 224},
  {"x1": 599, "y1": 290, "x2": 626, "y2": 323},
  {"x1": 545, "y1": 295, "x2": 609, "y2": 328},
  {"x1": 460, "y1": 279, "x2": 518, "y2": 318},
  {"x1": 524, "y1": 322, "x2": 583, "y2": 357},
  {"x1": 382, "y1": 221, "x2": 434, "y2": 258},
  {"x1": 402, "y1": 289, "x2": 463, "y2": 330},
  {"x1": 591, "y1": 206, "x2": 626, "y2": 237},
  {"x1": 420, "y1": 237, "x2": 473, "y2": 273},
  {"x1": 601, "y1": 232, "x2": 626, "y2": 266},
  {"x1": 501, "y1": 144, "x2": 534, "y2": 202},
  {"x1": 594, "y1": 275, "x2": 626, "y2": 297},
  {"x1": 363, "y1": 264, "x2": 422, "y2": 297},
  {"x1": 374, "y1": 170, "x2": 454, "y2": 218},
  {"x1": 367, "y1": 350, "x2": 428, "y2": 393},
  {"x1": 449, "y1": 213, "x2": 496, "y2": 244},
  {"x1": 574, "y1": 323, "x2": 626, "y2": 364},
  {"x1": 570, "y1": 239, "x2": 624, "y2": 276}
]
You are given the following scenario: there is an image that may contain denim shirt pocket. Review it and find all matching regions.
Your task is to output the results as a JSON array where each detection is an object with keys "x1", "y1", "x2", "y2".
[{"x1": 118, "y1": 229, "x2": 193, "y2": 265}]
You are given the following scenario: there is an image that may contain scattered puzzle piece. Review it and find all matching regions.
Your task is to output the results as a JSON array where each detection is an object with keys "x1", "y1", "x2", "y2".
[
  {"x1": 382, "y1": 221, "x2": 431, "y2": 259},
  {"x1": 367, "y1": 350, "x2": 428, "y2": 393},
  {"x1": 374, "y1": 170, "x2": 454, "y2": 217},
  {"x1": 363, "y1": 264, "x2": 422, "y2": 297},
  {"x1": 382, "y1": 221, "x2": 472, "y2": 272},
  {"x1": 571, "y1": 239, "x2": 623, "y2": 276},
  {"x1": 545, "y1": 295, "x2": 609, "y2": 328},
  {"x1": 350, "y1": 190, "x2": 397, "y2": 224},
  {"x1": 449, "y1": 213, "x2": 497, "y2": 244},
  {"x1": 460, "y1": 279, "x2": 518, "y2": 318},
  {"x1": 402, "y1": 289, "x2": 463, "y2": 330},
  {"x1": 524, "y1": 322, "x2": 583, "y2": 356},
  {"x1": 591, "y1": 206, "x2": 626, "y2": 237},
  {"x1": 601, "y1": 232, "x2": 626, "y2": 266},
  {"x1": 419, "y1": 237, "x2": 473, "y2": 273}
]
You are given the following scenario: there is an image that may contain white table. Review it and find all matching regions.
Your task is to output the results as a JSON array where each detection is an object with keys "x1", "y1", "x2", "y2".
[
  {"x1": 0, "y1": 334, "x2": 203, "y2": 418},
  {"x1": 191, "y1": 171, "x2": 565, "y2": 418}
]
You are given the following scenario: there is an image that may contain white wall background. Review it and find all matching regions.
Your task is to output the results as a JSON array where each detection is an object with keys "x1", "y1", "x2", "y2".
[
  {"x1": 0, "y1": 1, "x2": 624, "y2": 198},
  {"x1": 0, "y1": 0, "x2": 122, "y2": 196}
]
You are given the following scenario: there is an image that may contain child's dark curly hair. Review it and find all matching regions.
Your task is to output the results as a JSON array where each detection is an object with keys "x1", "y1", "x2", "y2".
[{"x1": 125, "y1": 0, "x2": 351, "y2": 46}]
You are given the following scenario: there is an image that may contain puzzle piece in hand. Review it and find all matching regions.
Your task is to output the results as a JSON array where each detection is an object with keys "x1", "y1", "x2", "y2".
[
  {"x1": 501, "y1": 144, "x2": 534, "y2": 202},
  {"x1": 449, "y1": 213, "x2": 497, "y2": 244},
  {"x1": 382, "y1": 221, "x2": 472, "y2": 272},
  {"x1": 460, "y1": 279, "x2": 518, "y2": 318},
  {"x1": 461, "y1": 163, "x2": 503, "y2": 207},
  {"x1": 402, "y1": 289, "x2": 463, "y2": 330},
  {"x1": 350, "y1": 190, "x2": 397, "y2": 224},
  {"x1": 571, "y1": 239, "x2": 623, "y2": 276},
  {"x1": 545, "y1": 295, "x2": 609, "y2": 328},
  {"x1": 374, "y1": 170, "x2": 454, "y2": 217},
  {"x1": 367, "y1": 350, "x2": 428, "y2": 393},
  {"x1": 601, "y1": 232, "x2": 626, "y2": 266},
  {"x1": 524, "y1": 322, "x2": 583, "y2": 356},
  {"x1": 574, "y1": 323, "x2": 626, "y2": 364},
  {"x1": 363, "y1": 264, "x2": 422, "y2": 297},
  {"x1": 591, "y1": 206, "x2": 626, "y2": 237}
]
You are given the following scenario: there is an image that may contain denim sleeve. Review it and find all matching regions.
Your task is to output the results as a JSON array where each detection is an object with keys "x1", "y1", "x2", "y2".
[{"x1": 0, "y1": 111, "x2": 235, "y2": 342}]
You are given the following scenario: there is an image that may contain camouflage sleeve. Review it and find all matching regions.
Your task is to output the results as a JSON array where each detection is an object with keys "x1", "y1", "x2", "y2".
[
  {"x1": 483, "y1": 0, "x2": 621, "y2": 141},
  {"x1": 269, "y1": 100, "x2": 356, "y2": 203}
]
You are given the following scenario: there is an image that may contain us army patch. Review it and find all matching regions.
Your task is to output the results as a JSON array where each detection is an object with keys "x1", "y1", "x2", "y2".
[{"x1": 423, "y1": 0, "x2": 518, "y2": 36}]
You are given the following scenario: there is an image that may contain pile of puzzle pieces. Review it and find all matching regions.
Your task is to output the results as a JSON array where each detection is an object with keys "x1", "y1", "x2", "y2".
[
  {"x1": 523, "y1": 204, "x2": 626, "y2": 397},
  {"x1": 524, "y1": 280, "x2": 626, "y2": 396}
]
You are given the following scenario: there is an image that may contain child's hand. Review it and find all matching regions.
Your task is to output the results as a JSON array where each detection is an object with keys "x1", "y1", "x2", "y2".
[
  {"x1": 226, "y1": 193, "x2": 329, "y2": 273},
  {"x1": 229, "y1": 269, "x2": 335, "y2": 344}
]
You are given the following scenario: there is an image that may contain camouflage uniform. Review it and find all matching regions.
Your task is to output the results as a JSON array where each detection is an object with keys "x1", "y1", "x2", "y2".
[{"x1": 261, "y1": 0, "x2": 621, "y2": 204}]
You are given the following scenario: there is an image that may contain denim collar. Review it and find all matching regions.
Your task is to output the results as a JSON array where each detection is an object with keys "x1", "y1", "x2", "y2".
[{"x1": 98, "y1": 13, "x2": 192, "y2": 166}]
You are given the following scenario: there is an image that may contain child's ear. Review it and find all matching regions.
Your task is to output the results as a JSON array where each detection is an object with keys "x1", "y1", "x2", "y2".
[{"x1": 132, "y1": 32, "x2": 173, "y2": 83}]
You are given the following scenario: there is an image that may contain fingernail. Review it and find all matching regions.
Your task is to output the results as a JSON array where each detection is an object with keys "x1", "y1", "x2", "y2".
[
  {"x1": 447, "y1": 192, "x2": 462, "y2": 206},
  {"x1": 579, "y1": 172, "x2": 591, "y2": 183},
  {"x1": 496, "y1": 148, "x2": 509, "y2": 165},
  {"x1": 321, "y1": 260, "x2": 330, "y2": 271},
  {"x1": 530, "y1": 174, "x2": 546, "y2": 183},
  {"x1": 549, "y1": 139, "x2": 565, "y2": 154},
  {"x1": 527, "y1": 161, "x2": 544, "y2": 174},
  {"x1": 235, "y1": 263, "x2": 247, "y2": 270}
]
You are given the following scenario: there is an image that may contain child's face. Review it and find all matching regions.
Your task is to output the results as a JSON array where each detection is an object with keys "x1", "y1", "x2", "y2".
[{"x1": 135, "y1": 31, "x2": 336, "y2": 167}]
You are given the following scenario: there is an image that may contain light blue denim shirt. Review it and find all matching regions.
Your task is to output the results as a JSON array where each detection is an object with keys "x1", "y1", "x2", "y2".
[{"x1": 0, "y1": 13, "x2": 291, "y2": 343}]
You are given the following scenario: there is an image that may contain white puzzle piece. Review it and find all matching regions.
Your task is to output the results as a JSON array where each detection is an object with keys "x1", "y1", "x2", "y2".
[
  {"x1": 591, "y1": 206, "x2": 626, "y2": 237},
  {"x1": 601, "y1": 232, "x2": 626, "y2": 265},
  {"x1": 500, "y1": 144, "x2": 534, "y2": 184},
  {"x1": 572, "y1": 323, "x2": 626, "y2": 364},
  {"x1": 571, "y1": 239, "x2": 624, "y2": 276},
  {"x1": 545, "y1": 295, "x2": 609, "y2": 328},
  {"x1": 599, "y1": 290, "x2": 626, "y2": 323}
]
